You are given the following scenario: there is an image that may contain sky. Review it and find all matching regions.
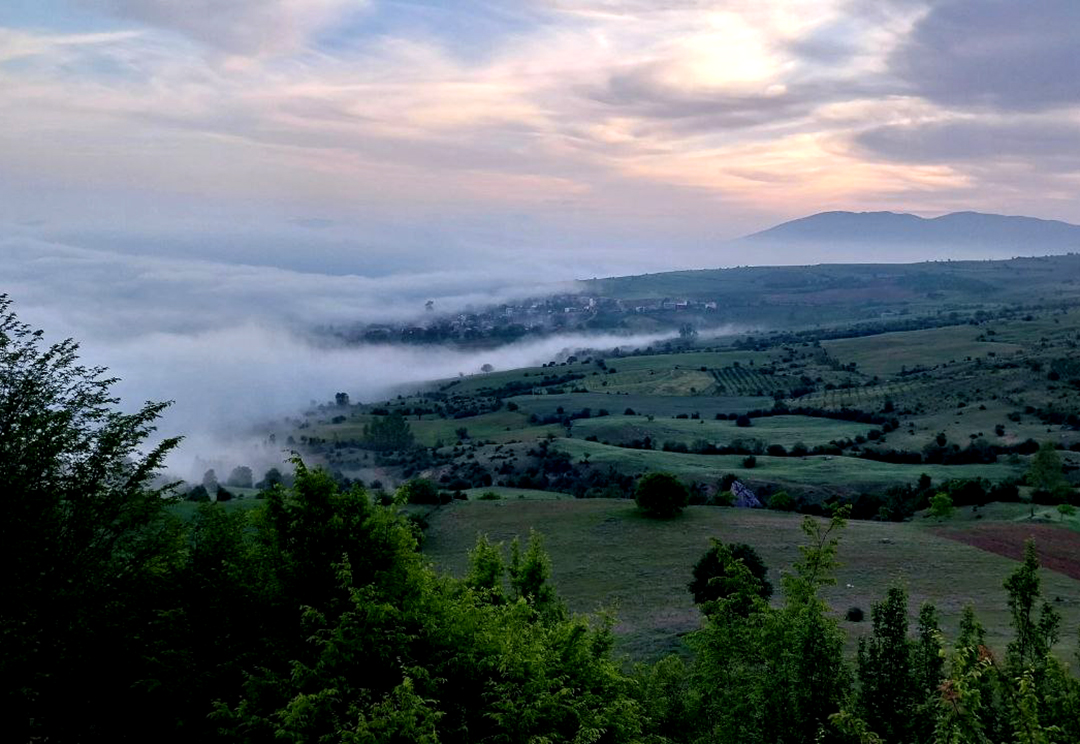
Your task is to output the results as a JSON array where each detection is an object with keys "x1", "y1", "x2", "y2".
[
  {"x1": 3, "y1": 0, "x2": 1080, "y2": 280},
  {"x1": 3, "y1": 1, "x2": 1079, "y2": 473}
]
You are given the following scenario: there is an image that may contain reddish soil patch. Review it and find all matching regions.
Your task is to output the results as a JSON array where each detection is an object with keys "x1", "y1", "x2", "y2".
[{"x1": 932, "y1": 523, "x2": 1080, "y2": 581}]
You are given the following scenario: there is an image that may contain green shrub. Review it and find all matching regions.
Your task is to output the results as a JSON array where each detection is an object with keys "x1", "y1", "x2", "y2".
[{"x1": 634, "y1": 472, "x2": 690, "y2": 518}]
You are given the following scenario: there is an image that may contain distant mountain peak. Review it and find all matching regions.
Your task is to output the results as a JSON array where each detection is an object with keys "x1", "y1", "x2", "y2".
[{"x1": 740, "y1": 210, "x2": 1080, "y2": 248}]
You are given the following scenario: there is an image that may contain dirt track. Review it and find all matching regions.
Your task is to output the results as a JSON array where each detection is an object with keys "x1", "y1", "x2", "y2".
[{"x1": 933, "y1": 523, "x2": 1080, "y2": 581}]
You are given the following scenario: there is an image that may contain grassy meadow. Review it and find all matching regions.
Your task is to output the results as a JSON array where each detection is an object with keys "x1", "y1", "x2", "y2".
[
  {"x1": 554, "y1": 438, "x2": 1026, "y2": 491},
  {"x1": 422, "y1": 499, "x2": 1080, "y2": 661}
]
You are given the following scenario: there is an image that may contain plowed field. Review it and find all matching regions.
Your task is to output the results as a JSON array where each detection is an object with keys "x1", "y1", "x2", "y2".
[{"x1": 933, "y1": 523, "x2": 1080, "y2": 581}]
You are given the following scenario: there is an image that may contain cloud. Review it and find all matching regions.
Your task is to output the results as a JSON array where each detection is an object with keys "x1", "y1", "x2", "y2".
[
  {"x1": 3, "y1": 0, "x2": 1080, "y2": 261},
  {"x1": 891, "y1": 0, "x2": 1080, "y2": 112},
  {"x1": 1, "y1": 233, "x2": 587, "y2": 340},
  {"x1": 857, "y1": 118, "x2": 1080, "y2": 168},
  {"x1": 3, "y1": 233, "x2": 679, "y2": 479},
  {"x1": 89, "y1": 0, "x2": 365, "y2": 56},
  {"x1": 107, "y1": 323, "x2": 675, "y2": 479}
]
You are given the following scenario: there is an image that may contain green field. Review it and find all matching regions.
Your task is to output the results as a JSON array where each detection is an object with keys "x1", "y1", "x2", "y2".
[
  {"x1": 510, "y1": 392, "x2": 770, "y2": 418},
  {"x1": 168, "y1": 492, "x2": 265, "y2": 521},
  {"x1": 422, "y1": 499, "x2": 1080, "y2": 660},
  {"x1": 462, "y1": 486, "x2": 572, "y2": 500},
  {"x1": 573, "y1": 414, "x2": 877, "y2": 448},
  {"x1": 554, "y1": 438, "x2": 1026, "y2": 491},
  {"x1": 822, "y1": 326, "x2": 1024, "y2": 377},
  {"x1": 311, "y1": 409, "x2": 564, "y2": 446}
]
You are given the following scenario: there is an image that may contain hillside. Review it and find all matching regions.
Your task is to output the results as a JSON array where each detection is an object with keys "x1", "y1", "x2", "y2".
[{"x1": 581, "y1": 252, "x2": 1080, "y2": 330}]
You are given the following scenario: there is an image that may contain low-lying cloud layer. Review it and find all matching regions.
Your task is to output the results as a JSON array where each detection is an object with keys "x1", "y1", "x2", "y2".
[{"x1": 5, "y1": 233, "x2": 677, "y2": 478}]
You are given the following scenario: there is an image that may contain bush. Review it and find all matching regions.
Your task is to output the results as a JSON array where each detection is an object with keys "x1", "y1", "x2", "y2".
[
  {"x1": 735, "y1": 414, "x2": 752, "y2": 427},
  {"x1": 478, "y1": 491, "x2": 501, "y2": 500},
  {"x1": 634, "y1": 472, "x2": 690, "y2": 517},
  {"x1": 399, "y1": 478, "x2": 440, "y2": 505},
  {"x1": 742, "y1": 455, "x2": 757, "y2": 469},
  {"x1": 769, "y1": 490, "x2": 795, "y2": 511},
  {"x1": 846, "y1": 606, "x2": 865, "y2": 622},
  {"x1": 711, "y1": 489, "x2": 735, "y2": 506}
]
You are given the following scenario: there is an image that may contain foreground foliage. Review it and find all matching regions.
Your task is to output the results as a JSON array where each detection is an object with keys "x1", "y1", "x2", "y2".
[{"x1": 4, "y1": 297, "x2": 1080, "y2": 743}]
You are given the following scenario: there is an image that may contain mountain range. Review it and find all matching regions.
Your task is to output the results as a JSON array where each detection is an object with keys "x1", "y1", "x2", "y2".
[{"x1": 738, "y1": 211, "x2": 1080, "y2": 251}]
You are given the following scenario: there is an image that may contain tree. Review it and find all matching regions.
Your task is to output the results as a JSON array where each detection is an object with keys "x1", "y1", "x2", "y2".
[
  {"x1": 0, "y1": 294, "x2": 182, "y2": 741},
  {"x1": 769, "y1": 490, "x2": 796, "y2": 511},
  {"x1": 1027, "y1": 441, "x2": 1066, "y2": 495},
  {"x1": 334, "y1": 391, "x2": 350, "y2": 407},
  {"x1": 202, "y1": 468, "x2": 219, "y2": 493},
  {"x1": 634, "y1": 472, "x2": 689, "y2": 517},
  {"x1": 258, "y1": 466, "x2": 285, "y2": 490},
  {"x1": 1004, "y1": 539, "x2": 1061, "y2": 671},
  {"x1": 856, "y1": 585, "x2": 917, "y2": 743},
  {"x1": 363, "y1": 410, "x2": 415, "y2": 451},
  {"x1": 1058, "y1": 502, "x2": 1077, "y2": 521},
  {"x1": 226, "y1": 465, "x2": 253, "y2": 489},
  {"x1": 398, "y1": 477, "x2": 440, "y2": 505},
  {"x1": 689, "y1": 541, "x2": 773, "y2": 607},
  {"x1": 929, "y1": 491, "x2": 954, "y2": 519},
  {"x1": 688, "y1": 509, "x2": 852, "y2": 744}
]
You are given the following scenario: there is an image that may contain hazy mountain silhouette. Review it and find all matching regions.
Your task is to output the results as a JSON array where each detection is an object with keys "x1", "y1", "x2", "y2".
[{"x1": 738, "y1": 211, "x2": 1080, "y2": 250}]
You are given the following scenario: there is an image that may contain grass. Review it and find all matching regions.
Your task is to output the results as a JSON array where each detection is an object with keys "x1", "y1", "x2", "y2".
[
  {"x1": 421, "y1": 499, "x2": 1080, "y2": 661},
  {"x1": 554, "y1": 438, "x2": 1026, "y2": 491},
  {"x1": 509, "y1": 392, "x2": 769, "y2": 419},
  {"x1": 938, "y1": 501, "x2": 1080, "y2": 533},
  {"x1": 822, "y1": 326, "x2": 1025, "y2": 378},
  {"x1": 310, "y1": 410, "x2": 563, "y2": 447},
  {"x1": 168, "y1": 494, "x2": 265, "y2": 521},
  {"x1": 462, "y1": 486, "x2": 572, "y2": 501},
  {"x1": 573, "y1": 414, "x2": 878, "y2": 448}
]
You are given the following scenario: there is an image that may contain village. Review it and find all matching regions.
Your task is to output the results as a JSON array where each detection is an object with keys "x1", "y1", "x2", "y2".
[{"x1": 327, "y1": 293, "x2": 720, "y2": 346}]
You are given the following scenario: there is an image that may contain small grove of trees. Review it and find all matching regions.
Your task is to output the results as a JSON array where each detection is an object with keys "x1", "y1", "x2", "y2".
[
  {"x1": 362, "y1": 410, "x2": 415, "y2": 451},
  {"x1": 634, "y1": 471, "x2": 690, "y2": 517}
]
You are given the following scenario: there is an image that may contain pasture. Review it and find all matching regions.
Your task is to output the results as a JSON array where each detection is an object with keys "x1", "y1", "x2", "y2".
[
  {"x1": 554, "y1": 438, "x2": 1026, "y2": 491},
  {"x1": 822, "y1": 326, "x2": 1024, "y2": 377},
  {"x1": 572, "y1": 414, "x2": 877, "y2": 448},
  {"x1": 421, "y1": 499, "x2": 1080, "y2": 661}
]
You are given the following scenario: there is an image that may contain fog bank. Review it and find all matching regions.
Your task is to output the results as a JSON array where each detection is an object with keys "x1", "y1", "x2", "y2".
[{"x1": 3, "y1": 233, "x2": 682, "y2": 479}]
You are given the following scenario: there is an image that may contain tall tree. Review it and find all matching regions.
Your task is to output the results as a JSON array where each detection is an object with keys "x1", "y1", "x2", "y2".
[
  {"x1": 0, "y1": 294, "x2": 183, "y2": 741},
  {"x1": 857, "y1": 585, "x2": 916, "y2": 742}
]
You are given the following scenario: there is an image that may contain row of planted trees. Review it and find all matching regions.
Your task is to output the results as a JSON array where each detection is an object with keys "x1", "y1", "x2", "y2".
[{"x1": 3, "y1": 293, "x2": 1080, "y2": 743}]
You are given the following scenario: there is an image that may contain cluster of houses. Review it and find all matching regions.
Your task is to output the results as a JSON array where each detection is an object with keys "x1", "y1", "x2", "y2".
[{"x1": 332, "y1": 292, "x2": 722, "y2": 345}]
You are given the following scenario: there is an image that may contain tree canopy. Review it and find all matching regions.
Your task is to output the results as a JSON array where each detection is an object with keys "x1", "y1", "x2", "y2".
[
  {"x1": 634, "y1": 471, "x2": 690, "y2": 517},
  {"x1": 688, "y1": 540, "x2": 773, "y2": 607}
]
